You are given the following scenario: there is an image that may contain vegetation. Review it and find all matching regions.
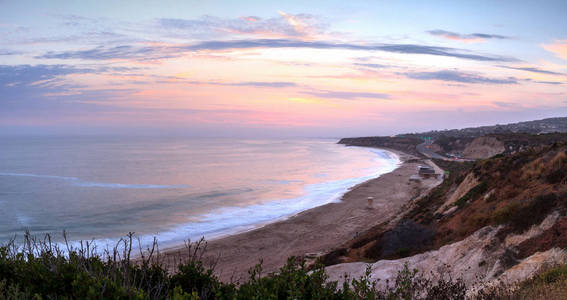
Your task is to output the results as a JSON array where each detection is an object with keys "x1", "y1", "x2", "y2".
[
  {"x1": 419, "y1": 145, "x2": 567, "y2": 249},
  {"x1": 0, "y1": 233, "x2": 472, "y2": 299},
  {"x1": 4, "y1": 231, "x2": 566, "y2": 299},
  {"x1": 476, "y1": 264, "x2": 567, "y2": 300},
  {"x1": 338, "y1": 136, "x2": 423, "y2": 157},
  {"x1": 4, "y1": 134, "x2": 567, "y2": 298},
  {"x1": 455, "y1": 181, "x2": 488, "y2": 209},
  {"x1": 332, "y1": 144, "x2": 567, "y2": 270}
]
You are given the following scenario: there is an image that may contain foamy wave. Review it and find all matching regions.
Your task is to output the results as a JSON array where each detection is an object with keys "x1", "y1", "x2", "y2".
[
  {"x1": 137, "y1": 148, "x2": 400, "y2": 249},
  {"x1": 0, "y1": 172, "x2": 189, "y2": 189},
  {"x1": 3, "y1": 148, "x2": 400, "y2": 253}
]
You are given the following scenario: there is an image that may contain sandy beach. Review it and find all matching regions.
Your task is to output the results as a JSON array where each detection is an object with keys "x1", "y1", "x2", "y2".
[{"x1": 161, "y1": 149, "x2": 442, "y2": 282}]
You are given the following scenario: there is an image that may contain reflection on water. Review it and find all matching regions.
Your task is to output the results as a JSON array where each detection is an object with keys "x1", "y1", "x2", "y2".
[{"x1": 0, "y1": 137, "x2": 399, "y2": 248}]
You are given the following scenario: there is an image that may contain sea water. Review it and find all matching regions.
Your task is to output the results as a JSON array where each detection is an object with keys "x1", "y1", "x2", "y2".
[{"x1": 0, "y1": 136, "x2": 399, "y2": 249}]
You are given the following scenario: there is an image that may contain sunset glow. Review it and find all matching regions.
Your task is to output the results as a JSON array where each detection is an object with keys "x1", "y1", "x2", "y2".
[{"x1": 1, "y1": 0, "x2": 566, "y2": 136}]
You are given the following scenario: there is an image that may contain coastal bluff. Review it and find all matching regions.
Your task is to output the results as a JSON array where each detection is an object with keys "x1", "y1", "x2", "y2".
[
  {"x1": 338, "y1": 136, "x2": 422, "y2": 157},
  {"x1": 324, "y1": 142, "x2": 567, "y2": 295}
]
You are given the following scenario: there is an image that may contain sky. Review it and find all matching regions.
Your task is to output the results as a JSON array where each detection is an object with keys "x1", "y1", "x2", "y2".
[{"x1": 1, "y1": 0, "x2": 567, "y2": 137}]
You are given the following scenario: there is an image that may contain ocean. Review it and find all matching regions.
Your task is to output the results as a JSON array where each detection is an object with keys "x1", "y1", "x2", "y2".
[{"x1": 0, "y1": 136, "x2": 400, "y2": 249}]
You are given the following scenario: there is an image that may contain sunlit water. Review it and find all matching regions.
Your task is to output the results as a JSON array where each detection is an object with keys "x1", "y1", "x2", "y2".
[{"x1": 0, "y1": 137, "x2": 399, "y2": 249}]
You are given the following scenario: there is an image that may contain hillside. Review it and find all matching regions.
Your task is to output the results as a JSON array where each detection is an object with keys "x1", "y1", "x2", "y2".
[
  {"x1": 324, "y1": 142, "x2": 567, "y2": 294},
  {"x1": 435, "y1": 132, "x2": 567, "y2": 158},
  {"x1": 402, "y1": 117, "x2": 567, "y2": 139},
  {"x1": 338, "y1": 136, "x2": 423, "y2": 156},
  {"x1": 340, "y1": 117, "x2": 567, "y2": 160}
]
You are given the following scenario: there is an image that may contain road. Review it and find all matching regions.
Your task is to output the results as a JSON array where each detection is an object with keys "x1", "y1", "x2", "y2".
[
  {"x1": 416, "y1": 141, "x2": 474, "y2": 162},
  {"x1": 416, "y1": 142, "x2": 449, "y2": 160}
]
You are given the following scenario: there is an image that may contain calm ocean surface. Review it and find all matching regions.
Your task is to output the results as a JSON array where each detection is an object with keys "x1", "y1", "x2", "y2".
[{"x1": 0, "y1": 137, "x2": 399, "y2": 249}]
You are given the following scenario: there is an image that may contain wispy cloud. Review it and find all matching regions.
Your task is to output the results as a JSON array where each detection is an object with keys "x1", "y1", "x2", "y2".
[
  {"x1": 1, "y1": 14, "x2": 137, "y2": 47},
  {"x1": 428, "y1": 29, "x2": 509, "y2": 43},
  {"x1": 492, "y1": 101, "x2": 520, "y2": 108},
  {"x1": 183, "y1": 80, "x2": 297, "y2": 88},
  {"x1": 230, "y1": 81, "x2": 297, "y2": 88},
  {"x1": 543, "y1": 40, "x2": 567, "y2": 61},
  {"x1": 37, "y1": 45, "x2": 179, "y2": 61},
  {"x1": 158, "y1": 12, "x2": 327, "y2": 40},
  {"x1": 0, "y1": 49, "x2": 22, "y2": 55},
  {"x1": 523, "y1": 78, "x2": 564, "y2": 85},
  {"x1": 37, "y1": 39, "x2": 518, "y2": 62},
  {"x1": 0, "y1": 64, "x2": 90, "y2": 87},
  {"x1": 532, "y1": 80, "x2": 563, "y2": 85},
  {"x1": 0, "y1": 64, "x2": 92, "y2": 103},
  {"x1": 241, "y1": 16, "x2": 260, "y2": 22},
  {"x1": 301, "y1": 89, "x2": 390, "y2": 100},
  {"x1": 402, "y1": 70, "x2": 517, "y2": 84},
  {"x1": 353, "y1": 63, "x2": 387, "y2": 69},
  {"x1": 500, "y1": 65, "x2": 565, "y2": 76},
  {"x1": 183, "y1": 39, "x2": 518, "y2": 62}
]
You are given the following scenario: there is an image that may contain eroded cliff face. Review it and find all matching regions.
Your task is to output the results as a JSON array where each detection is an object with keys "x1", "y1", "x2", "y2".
[
  {"x1": 462, "y1": 136, "x2": 505, "y2": 159},
  {"x1": 323, "y1": 144, "x2": 567, "y2": 292},
  {"x1": 326, "y1": 214, "x2": 567, "y2": 292}
]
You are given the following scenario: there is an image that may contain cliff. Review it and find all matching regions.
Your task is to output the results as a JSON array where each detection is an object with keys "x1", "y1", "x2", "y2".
[
  {"x1": 338, "y1": 136, "x2": 423, "y2": 156},
  {"x1": 324, "y1": 142, "x2": 567, "y2": 293}
]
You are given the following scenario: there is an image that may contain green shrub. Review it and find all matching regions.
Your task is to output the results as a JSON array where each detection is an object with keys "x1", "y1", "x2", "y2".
[
  {"x1": 0, "y1": 233, "x2": 469, "y2": 299},
  {"x1": 493, "y1": 193, "x2": 558, "y2": 232},
  {"x1": 456, "y1": 181, "x2": 488, "y2": 208},
  {"x1": 455, "y1": 195, "x2": 470, "y2": 208},
  {"x1": 536, "y1": 264, "x2": 567, "y2": 284}
]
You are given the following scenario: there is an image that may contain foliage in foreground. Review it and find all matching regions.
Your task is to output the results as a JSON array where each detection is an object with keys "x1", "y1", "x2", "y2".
[
  {"x1": 3, "y1": 232, "x2": 566, "y2": 299},
  {"x1": 0, "y1": 233, "x2": 473, "y2": 299}
]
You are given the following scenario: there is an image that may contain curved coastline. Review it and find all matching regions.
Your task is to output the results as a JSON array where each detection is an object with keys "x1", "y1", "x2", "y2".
[
  {"x1": 44, "y1": 145, "x2": 402, "y2": 258},
  {"x1": 135, "y1": 147, "x2": 402, "y2": 251},
  {"x1": 158, "y1": 146, "x2": 440, "y2": 282},
  {"x1": 4, "y1": 144, "x2": 401, "y2": 258}
]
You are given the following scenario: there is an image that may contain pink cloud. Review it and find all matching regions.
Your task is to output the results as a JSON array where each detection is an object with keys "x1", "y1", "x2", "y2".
[
  {"x1": 241, "y1": 16, "x2": 260, "y2": 22},
  {"x1": 543, "y1": 40, "x2": 567, "y2": 61}
]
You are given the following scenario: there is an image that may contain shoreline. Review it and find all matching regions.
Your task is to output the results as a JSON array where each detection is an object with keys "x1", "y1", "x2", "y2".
[
  {"x1": 154, "y1": 146, "x2": 402, "y2": 245},
  {"x1": 160, "y1": 147, "x2": 441, "y2": 282},
  {"x1": 169, "y1": 146, "x2": 403, "y2": 245}
]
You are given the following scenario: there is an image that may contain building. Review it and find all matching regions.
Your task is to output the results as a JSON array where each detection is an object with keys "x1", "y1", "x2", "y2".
[{"x1": 418, "y1": 165, "x2": 436, "y2": 178}]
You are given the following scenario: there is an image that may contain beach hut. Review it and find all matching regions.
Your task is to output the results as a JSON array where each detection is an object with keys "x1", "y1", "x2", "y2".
[{"x1": 418, "y1": 165, "x2": 436, "y2": 178}]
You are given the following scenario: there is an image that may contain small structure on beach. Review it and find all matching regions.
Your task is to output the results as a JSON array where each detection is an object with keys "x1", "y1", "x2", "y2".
[
  {"x1": 418, "y1": 165, "x2": 436, "y2": 178},
  {"x1": 409, "y1": 175, "x2": 422, "y2": 182},
  {"x1": 367, "y1": 196, "x2": 374, "y2": 209}
]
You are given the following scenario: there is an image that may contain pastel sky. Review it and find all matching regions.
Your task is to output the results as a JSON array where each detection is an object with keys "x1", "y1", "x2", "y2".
[{"x1": 1, "y1": 0, "x2": 567, "y2": 137}]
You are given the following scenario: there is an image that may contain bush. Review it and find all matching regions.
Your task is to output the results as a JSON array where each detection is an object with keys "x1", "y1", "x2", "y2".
[
  {"x1": 0, "y1": 232, "x2": 169, "y2": 299},
  {"x1": 486, "y1": 264, "x2": 567, "y2": 300},
  {"x1": 0, "y1": 233, "x2": 470, "y2": 299},
  {"x1": 545, "y1": 151, "x2": 567, "y2": 184},
  {"x1": 456, "y1": 181, "x2": 489, "y2": 208},
  {"x1": 493, "y1": 193, "x2": 558, "y2": 232}
]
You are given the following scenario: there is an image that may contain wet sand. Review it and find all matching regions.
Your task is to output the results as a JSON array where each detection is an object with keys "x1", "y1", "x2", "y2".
[{"x1": 161, "y1": 149, "x2": 442, "y2": 282}]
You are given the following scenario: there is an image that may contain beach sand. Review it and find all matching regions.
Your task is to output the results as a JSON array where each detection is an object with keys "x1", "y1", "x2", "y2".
[{"x1": 161, "y1": 149, "x2": 442, "y2": 282}]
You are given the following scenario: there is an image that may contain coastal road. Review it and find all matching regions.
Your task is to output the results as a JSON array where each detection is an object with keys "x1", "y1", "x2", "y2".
[
  {"x1": 416, "y1": 142, "x2": 475, "y2": 162},
  {"x1": 416, "y1": 142, "x2": 449, "y2": 160}
]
